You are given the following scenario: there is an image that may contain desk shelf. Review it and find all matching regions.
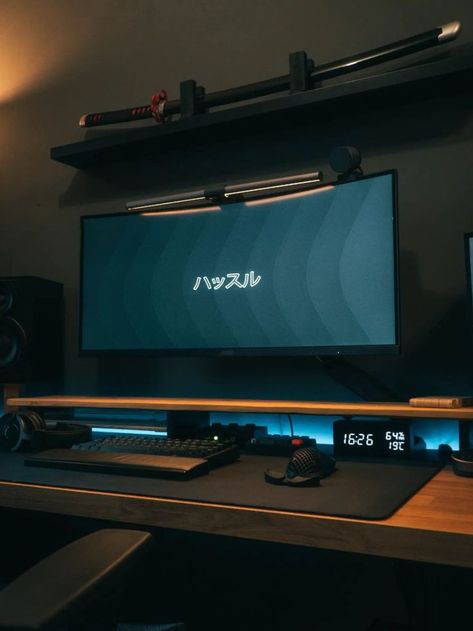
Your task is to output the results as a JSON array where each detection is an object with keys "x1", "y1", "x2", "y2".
[
  {"x1": 9, "y1": 396, "x2": 471, "y2": 449},
  {"x1": 50, "y1": 52, "x2": 473, "y2": 169},
  {"x1": 7, "y1": 395, "x2": 473, "y2": 420}
]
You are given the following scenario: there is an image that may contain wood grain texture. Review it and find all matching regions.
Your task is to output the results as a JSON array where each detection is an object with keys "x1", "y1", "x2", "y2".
[
  {"x1": 1, "y1": 468, "x2": 473, "y2": 568},
  {"x1": 7, "y1": 396, "x2": 473, "y2": 420}
]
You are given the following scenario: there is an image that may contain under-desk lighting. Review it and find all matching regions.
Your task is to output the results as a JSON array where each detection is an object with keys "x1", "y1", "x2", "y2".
[{"x1": 91, "y1": 427, "x2": 167, "y2": 437}]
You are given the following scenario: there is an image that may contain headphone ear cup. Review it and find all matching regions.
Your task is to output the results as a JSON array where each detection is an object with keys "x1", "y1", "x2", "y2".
[
  {"x1": 0, "y1": 413, "x2": 17, "y2": 449},
  {"x1": 0, "y1": 412, "x2": 31, "y2": 451},
  {"x1": 1, "y1": 412, "x2": 90, "y2": 452},
  {"x1": 26, "y1": 410, "x2": 46, "y2": 431},
  {"x1": 16, "y1": 412, "x2": 35, "y2": 436}
]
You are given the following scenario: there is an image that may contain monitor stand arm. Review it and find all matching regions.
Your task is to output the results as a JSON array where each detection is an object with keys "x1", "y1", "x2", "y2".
[{"x1": 317, "y1": 356, "x2": 401, "y2": 403}]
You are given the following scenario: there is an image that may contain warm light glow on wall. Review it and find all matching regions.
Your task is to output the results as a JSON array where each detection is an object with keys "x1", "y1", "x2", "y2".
[
  {"x1": 0, "y1": 3, "x2": 102, "y2": 103},
  {"x1": 1, "y1": 14, "x2": 61, "y2": 101}
]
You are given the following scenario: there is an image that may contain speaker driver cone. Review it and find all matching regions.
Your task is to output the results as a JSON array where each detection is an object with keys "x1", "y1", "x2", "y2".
[
  {"x1": 0, "y1": 317, "x2": 26, "y2": 368},
  {"x1": 0, "y1": 282, "x2": 14, "y2": 316}
]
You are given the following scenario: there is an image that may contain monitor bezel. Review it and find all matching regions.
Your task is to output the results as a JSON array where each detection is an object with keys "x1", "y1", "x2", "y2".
[
  {"x1": 465, "y1": 232, "x2": 473, "y2": 339},
  {"x1": 79, "y1": 170, "x2": 400, "y2": 357}
]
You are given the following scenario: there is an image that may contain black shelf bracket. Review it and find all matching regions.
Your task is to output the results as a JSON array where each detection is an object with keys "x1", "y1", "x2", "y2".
[
  {"x1": 289, "y1": 51, "x2": 315, "y2": 93},
  {"x1": 180, "y1": 80, "x2": 206, "y2": 118}
]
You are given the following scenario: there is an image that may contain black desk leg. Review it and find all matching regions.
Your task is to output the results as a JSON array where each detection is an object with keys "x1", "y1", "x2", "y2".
[{"x1": 458, "y1": 420, "x2": 471, "y2": 451}]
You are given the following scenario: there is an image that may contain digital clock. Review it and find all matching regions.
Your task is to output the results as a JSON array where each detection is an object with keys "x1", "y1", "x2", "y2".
[{"x1": 332, "y1": 419, "x2": 411, "y2": 458}]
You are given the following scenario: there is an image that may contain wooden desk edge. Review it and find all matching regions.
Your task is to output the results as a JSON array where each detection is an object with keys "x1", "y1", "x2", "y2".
[{"x1": 1, "y1": 468, "x2": 473, "y2": 569}]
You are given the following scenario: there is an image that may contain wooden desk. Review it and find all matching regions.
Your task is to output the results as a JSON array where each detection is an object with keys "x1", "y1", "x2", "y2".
[
  {"x1": 0, "y1": 467, "x2": 472, "y2": 569},
  {"x1": 2, "y1": 396, "x2": 473, "y2": 569}
]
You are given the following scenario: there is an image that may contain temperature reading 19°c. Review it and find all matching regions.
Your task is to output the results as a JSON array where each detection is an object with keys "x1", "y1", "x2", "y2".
[{"x1": 385, "y1": 430, "x2": 406, "y2": 451}]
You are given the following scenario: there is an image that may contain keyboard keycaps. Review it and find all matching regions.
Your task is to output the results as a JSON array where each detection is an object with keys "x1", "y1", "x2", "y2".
[{"x1": 25, "y1": 435, "x2": 240, "y2": 480}]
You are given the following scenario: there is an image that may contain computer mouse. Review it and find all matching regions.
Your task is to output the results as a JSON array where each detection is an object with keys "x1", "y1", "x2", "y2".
[{"x1": 265, "y1": 447, "x2": 336, "y2": 487}]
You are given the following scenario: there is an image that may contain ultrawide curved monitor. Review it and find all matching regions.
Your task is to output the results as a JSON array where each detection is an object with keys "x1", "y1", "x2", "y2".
[{"x1": 80, "y1": 171, "x2": 399, "y2": 356}]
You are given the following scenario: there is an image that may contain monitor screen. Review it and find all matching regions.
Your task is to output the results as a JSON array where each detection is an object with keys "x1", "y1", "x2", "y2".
[{"x1": 80, "y1": 171, "x2": 399, "y2": 356}]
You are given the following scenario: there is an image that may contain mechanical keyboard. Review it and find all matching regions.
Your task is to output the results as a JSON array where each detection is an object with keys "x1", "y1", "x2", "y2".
[{"x1": 24, "y1": 436, "x2": 240, "y2": 480}]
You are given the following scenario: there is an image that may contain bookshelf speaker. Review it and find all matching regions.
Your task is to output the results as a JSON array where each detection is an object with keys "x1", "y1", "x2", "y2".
[{"x1": 0, "y1": 277, "x2": 63, "y2": 384}]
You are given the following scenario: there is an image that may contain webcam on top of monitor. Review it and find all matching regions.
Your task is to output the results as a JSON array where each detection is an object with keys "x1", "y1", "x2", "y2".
[{"x1": 329, "y1": 146, "x2": 363, "y2": 182}]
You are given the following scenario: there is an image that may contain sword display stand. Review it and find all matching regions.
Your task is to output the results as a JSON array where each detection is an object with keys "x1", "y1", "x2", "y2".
[
  {"x1": 51, "y1": 22, "x2": 469, "y2": 170},
  {"x1": 78, "y1": 21, "x2": 461, "y2": 129}
]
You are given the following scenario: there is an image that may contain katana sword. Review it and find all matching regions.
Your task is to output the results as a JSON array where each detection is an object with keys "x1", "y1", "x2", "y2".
[{"x1": 79, "y1": 20, "x2": 461, "y2": 128}]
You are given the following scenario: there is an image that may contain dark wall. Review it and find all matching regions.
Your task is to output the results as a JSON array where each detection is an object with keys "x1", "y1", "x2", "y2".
[{"x1": 1, "y1": 1, "x2": 472, "y2": 401}]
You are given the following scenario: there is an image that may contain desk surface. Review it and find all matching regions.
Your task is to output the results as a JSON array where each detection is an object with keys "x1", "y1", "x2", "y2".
[
  {"x1": 3, "y1": 396, "x2": 473, "y2": 569},
  {"x1": 0, "y1": 396, "x2": 473, "y2": 568},
  {"x1": 1, "y1": 465, "x2": 472, "y2": 569}
]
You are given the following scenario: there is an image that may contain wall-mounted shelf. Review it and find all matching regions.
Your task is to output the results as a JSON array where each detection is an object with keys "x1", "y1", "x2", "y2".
[{"x1": 50, "y1": 53, "x2": 473, "y2": 170}]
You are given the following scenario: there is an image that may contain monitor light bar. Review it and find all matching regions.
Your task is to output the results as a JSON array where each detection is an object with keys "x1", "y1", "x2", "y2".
[
  {"x1": 126, "y1": 192, "x2": 207, "y2": 213},
  {"x1": 126, "y1": 171, "x2": 322, "y2": 213},
  {"x1": 223, "y1": 172, "x2": 323, "y2": 198}
]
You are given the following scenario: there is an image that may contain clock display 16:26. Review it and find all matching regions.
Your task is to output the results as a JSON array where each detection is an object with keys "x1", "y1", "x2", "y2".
[{"x1": 333, "y1": 420, "x2": 411, "y2": 458}]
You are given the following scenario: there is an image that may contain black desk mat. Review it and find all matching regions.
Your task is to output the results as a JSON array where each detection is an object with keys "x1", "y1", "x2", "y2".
[{"x1": 0, "y1": 452, "x2": 441, "y2": 520}]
